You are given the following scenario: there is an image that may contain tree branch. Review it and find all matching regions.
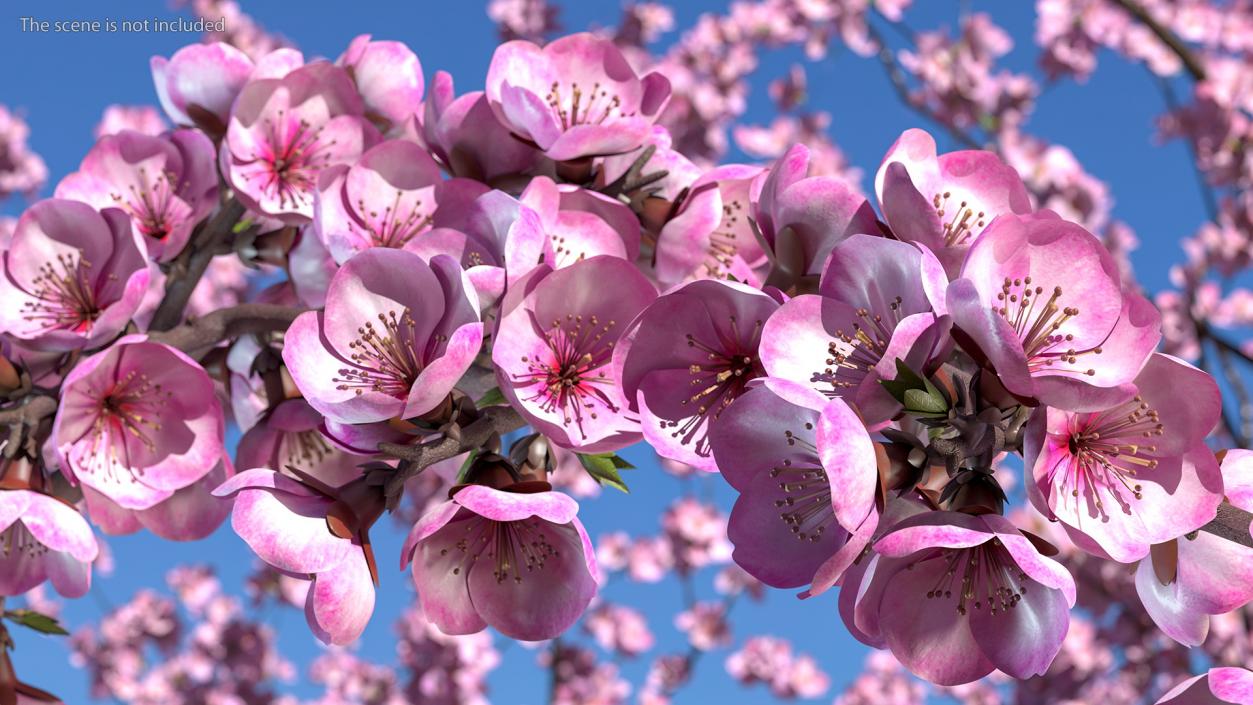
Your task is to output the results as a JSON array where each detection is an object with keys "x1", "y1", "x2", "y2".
[
  {"x1": 0, "y1": 396, "x2": 57, "y2": 431},
  {"x1": 1110, "y1": 0, "x2": 1208, "y2": 82},
  {"x1": 376, "y1": 405, "x2": 526, "y2": 504},
  {"x1": 149, "y1": 198, "x2": 247, "y2": 332},
  {"x1": 147, "y1": 303, "x2": 305, "y2": 356},
  {"x1": 1200, "y1": 502, "x2": 1253, "y2": 548}
]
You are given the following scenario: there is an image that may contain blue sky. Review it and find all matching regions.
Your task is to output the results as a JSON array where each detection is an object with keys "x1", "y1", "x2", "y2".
[{"x1": 0, "y1": 1, "x2": 1214, "y2": 703}]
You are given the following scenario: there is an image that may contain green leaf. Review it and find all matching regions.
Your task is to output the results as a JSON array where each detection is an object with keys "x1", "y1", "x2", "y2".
[
  {"x1": 475, "y1": 387, "x2": 507, "y2": 408},
  {"x1": 231, "y1": 218, "x2": 256, "y2": 234},
  {"x1": 5, "y1": 610, "x2": 68, "y2": 636},
  {"x1": 577, "y1": 453, "x2": 632, "y2": 493},
  {"x1": 880, "y1": 359, "x2": 949, "y2": 418}
]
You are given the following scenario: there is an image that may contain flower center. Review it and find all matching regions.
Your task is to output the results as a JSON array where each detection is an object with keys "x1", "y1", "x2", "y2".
[
  {"x1": 771, "y1": 426, "x2": 833, "y2": 542},
  {"x1": 242, "y1": 112, "x2": 338, "y2": 212},
  {"x1": 913, "y1": 539, "x2": 1028, "y2": 616},
  {"x1": 21, "y1": 251, "x2": 104, "y2": 334},
  {"x1": 333, "y1": 309, "x2": 427, "y2": 399},
  {"x1": 817, "y1": 299, "x2": 904, "y2": 397},
  {"x1": 441, "y1": 517, "x2": 560, "y2": 585},
  {"x1": 546, "y1": 82, "x2": 627, "y2": 130},
  {"x1": 1048, "y1": 396, "x2": 1163, "y2": 518},
  {"x1": 81, "y1": 370, "x2": 170, "y2": 482},
  {"x1": 515, "y1": 313, "x2": 618, "y2": 439},
  {"x1": 669, "y1": 314, "x2": 764, "y2": 457},
  {"x1": 701, "y1": 199, "x2": 747, "y2": 280},
  {"x1": 110, "y1": 165, "x2": 181, "y2": 241},
  {"x1": 1, "y1": 524, "x2": 46, "y2": 560},
  {"x1": 994, "y1": 277, "x2": 1102, "y2": 376},
  {"x1": 351, "y1": 189, "x2": 434, "y2": 249},
  {"x1": 933, "y1": 190, "x2": 987, "y2": 247},
  {"x1": 283, "y1": 429, "x2": 334, "y2": 470}
]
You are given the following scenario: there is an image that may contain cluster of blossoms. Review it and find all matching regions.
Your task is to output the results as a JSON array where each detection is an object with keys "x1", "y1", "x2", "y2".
[{"x1": 6, "y1": 0, "x2": 1253, "y2": 703}]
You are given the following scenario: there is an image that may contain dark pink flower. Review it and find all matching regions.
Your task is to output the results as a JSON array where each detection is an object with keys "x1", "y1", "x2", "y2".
[
  {"x1": 402, "y1": 484, "x2": 598, "y2": 641},
  {"x1": 709, "y1": 378, "x2": 878, "y2": 588},
  {"x1": 751, "y1": 143, "x2": 880, "y2": 286},
  {"x1": 223, "y1": 62, "x2": 377, "y2": 223},
  {"x1": 760, "y1": 234, "x2": 951, "y2": 427},
  {"x1": 80, "y1": 459, "x2": 233, "y2": 541},
  {"x1": 485, "y1": 32, "x2": 671, "y2": 161},
  {"x1": 494, "y1": 256, "x2": 656, "y2": 452},
  {"x1": 1025, "y1": 353, "x2": 1223, "y2": 563},
  {"x1": 56, "y1": 129, "x2": 218, "y2": 262},
  {"x1": 421, "y1": 70, "x2": 541, "y2": 182},
  {"x1": 337, "y1": 34, "x2": 424, "y2": 139},
  {"x1": 236, "y1": 398, "x2": 366, "y2": 489},
  {"x1": 213, "y1": 468, "x2": 377, "y2": 645},
  {"x1": 617, "y1": 280, "x2": 779, "y2": 471},
  {"x1": 52, "y1": 336, "x2": 226, "y2": 510},
  {"x1": 875, "y1": 128, "x2": 1033, "y2": 274},
  {"x1": 654, "y1": 165, "x2": 768, "y2": 288},
  {"x1": 843, "y1": 511, "x2": 1076, "y2": 685},
  {"x1": 947, "y1": 211, "x2": 1161, "y2": 411},
  {"x1": 151, "y1": 42, "x2": 258, "y2": 133},
  {"x1": 1134, "y1": 449, "x2": 1253, "y2": 646},
  {"x1": 520, "y1": 176, "x2": 641, "y2": 267},
  {"x1": 1156, "y1": 668, "x2": 1253, "y2": 705},
  {"x1": 0, "y1": 488, "x2": 98, "y2": 598},
  {"x1": 0, "y1": 199, "x2": 149, "y2": 352},
  {"x1": 283, "y1": 249, "x2": 482, "y2": 425}
]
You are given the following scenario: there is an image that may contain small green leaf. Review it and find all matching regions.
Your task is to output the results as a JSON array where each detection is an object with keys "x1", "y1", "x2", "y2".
[
  {"x1": 455, "y1": 450, "x2": 480, "y2": 484},
  {"x1": 231, "y1": 218, "x2": 256, "y2": 234},
  {"x1": 577, "y1": 453, "x2": 632, "y2": 493},
  {"x1": 880, "y1": 359, "x2": 949, "y2": 418},
  {"x1": 475, "y1": 387, "x2": 507, "y2": 408},
  {"x1": 5, "y1": 610, "x2": 68, "y2": 636}
]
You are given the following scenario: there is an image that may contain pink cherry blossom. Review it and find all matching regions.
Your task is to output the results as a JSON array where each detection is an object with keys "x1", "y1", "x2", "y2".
[
  {"x1": 843, "y1": 511, "x2": 1076, "y2": 685},
  {"x1": 237, "y1": 398, "x2": 366, "y2": 489},
  {"x1": 0, "y1": 199, "x2": 150, "y2": 352},
  {"x1": 282, "y1": 249, "x2": 482, "y2": 425},
  {"x1": 421, "y1": 70, "x2": 541, "y2": 182},
  {"x1": 494, "y1": 256, "x2": 656, "y2": 452},
  {"x1": 617, "y1": 279, "x2": 778, "y2": 471},
  {"x1": 222, "y1": 62, "x2": 377, "y2": 223},
  {"x1": 584, "y1": 603, "x2": 654, "y2": 657},
  {"x1": 675, "y1": 601, "x2": 731, "y2": 650},
  {"x1": 1025, "y1": 353, "x2": 1224, "y2": 563},
  {"x1": 875, "y1": 128, "x2": 1033, "y2": 274},
  {"x1": 0, "y1": 105, "x2": 48, "y2": 200},
  {"x1": 94, "y1": 105, "x2": 168, "y2": 139},
  {"x1": 402, "y1": 484, "x2": 598, "y2": 641},
  {"x1": 151, "y1": 42, "x2": 257, "y2": 133},
  {"x1": 519, "y1": 176, "x2": 641, "y2": 267},
  {"x1": 947, "y1": 211, "x2": 1161, "y2": 412},
  {"x1": 213, "y1": 468, "x2": 377, "y2": 645},
  {"x1": 485, "y1": 32, "x2": 671, "y2": 161},
  {"x1": 654, "y1": 164, "x2": 768, "y2": 288},
  {"x1": 56, "y1": 129, "x2": 218, "y2": 262},
  {"x1": 337, "y1": 34, "x2": 424, "y2": 139},
  {"x1": 760, "y1": 233, "x2": 951, "y2": 427},
  {"x1": 52, "y1": 336, "x2": 225, "y2": 510},
  {"x1": 0, "y1": 486, "x2": 98, "y2": 599},
  {"x1": 1134, "y1": 449, "x2": 1253, "y2": 645},
  {"x1": 80, "y1": 459, "x2": 233, "y2": 541},
  {"x1": 709, "y1": 379, "x2": 877, "y2": 588}
]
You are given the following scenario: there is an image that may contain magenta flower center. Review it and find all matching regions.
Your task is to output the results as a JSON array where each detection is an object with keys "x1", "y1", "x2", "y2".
[
  {"x1": 333, "y1": 310, "x2": 427, "y2": 399},
  {"x1": 545, "y1": 82, "x2": 627, "y2": 130},
  {"x1": 242, "y1": 113, "x2": 338, "y2": 212},
  {"x1": 819, "y1": 298, "x2": 905, "y2": 397},
  {"x1": 771, "y1": 427, "x2": 833, "y2": 542},
  {"x1": 83, "y1": 370, "x2": 170, "y2": 478},
  {"x1": 109, "y1": 166, "x2": 181, "y2": 241},
  {"x1": 351, "y1": 190, "x2": 434, "y2": 249},
  {"x1": 669, "y1": 314, "x2": 764, "y2": 454},
  {"x1": 932, "y1": 189, "x2": 988, "y2": 247},
  {"x1": 916, "y1": 539, "x2": 1029, "y2": 616},
  {"x1": 21, "y1": 251, "x2": 104, "y2": 334},
  {"x1": 442, "y1": 517, "x2": 560, "y2": 585},
  {"x1": 994, "y1": 277, "x2": 1102, "y2": 375},
  {"x1": 1047, "y1": 396, "x2": 1164, "y2": 517},
  {"x1": 515, "y1": 313, "x2": 618, "y2": 439}
]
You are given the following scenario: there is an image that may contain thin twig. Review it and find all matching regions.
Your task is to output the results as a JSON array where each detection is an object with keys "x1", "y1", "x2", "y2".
[
  {"x1": 0, "y1": 396, "x2": 57, "y2": 431},
  {"x1": 1110, "y1": 0, "x2": 1208, "y2": 82},
  {"x1": 1200, "y1": 503, "x2": 1253, "y2": 548},
  {"x1": 149, "y1": 198, "x2": 247, "y2": 332},
  {"x1": 147, "y1": 303, "x2": 305, "y2": 356}
]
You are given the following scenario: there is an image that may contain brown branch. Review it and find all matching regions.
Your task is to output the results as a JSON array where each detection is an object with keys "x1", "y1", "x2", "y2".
[
  {"x1": 1110, "y1": 0, "x2": 1208, "y2": 82},
  {"x1": 0, "y1": 396, "x2": 57, "y2": 431},
  {"x1": 147, "y1": 303, "x2": 305, "y2": 356},
  {"x1": 149, "y1": 198, "x2": 247, "y2": 332},
  {"x1": 376, "y1": 405, "x2": 526, "y2": 505},
  {"x1": 1200, "y1": 502, "x2": 1253, "y2": 548}
]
